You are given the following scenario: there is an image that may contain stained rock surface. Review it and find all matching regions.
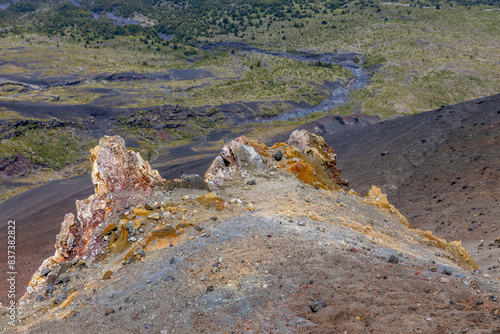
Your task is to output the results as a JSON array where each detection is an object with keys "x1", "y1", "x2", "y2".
[
  {"x1": 24, "y1": 136, "x2": 166, "y2": 297},
  {"x1": 205, "y1": 130, "x2": 347, "y2": 190},
  {"x1": 90, "y1": 135, "x2": 164, "y2": 196}
]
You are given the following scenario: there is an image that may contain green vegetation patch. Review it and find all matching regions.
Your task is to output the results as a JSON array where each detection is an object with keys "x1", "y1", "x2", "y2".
[{"x1": 1, "y1": 127, "x2": 94, "y2": 170}]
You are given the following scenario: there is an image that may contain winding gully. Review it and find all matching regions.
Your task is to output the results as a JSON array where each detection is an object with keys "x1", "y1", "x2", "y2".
[
  {"x1": 199, "y1": 41, "x2": 371, "y2": 121},
  {"x1": 0, "y1": 42, "x2": 372, "y2": 122}
]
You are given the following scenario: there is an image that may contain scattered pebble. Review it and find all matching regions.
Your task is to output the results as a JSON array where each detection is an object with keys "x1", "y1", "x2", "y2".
[
  {"x1": 309, "y1": 299, "x2": 327, "y2": 312},
  {"x1": 388, "y1": 255, "x2": 399, "y2": 264},
  {"x1": 55, "y1": 275, "x2": 70, "y2": 285},
  {"x1": 53, "y1": 294, "x2": 67, "y2": 305},
  {"x1": 46, "y1": 284, "x2": 56, "y2": 294},
  {"x1": 273, "y1": 150, "x2": 283, "y2": 161},
  {"x1": 40, "y1": 268, "x2": 50, "y2": 277},
  {"x1": 148, "y1": 213, "x2": 160, "y2": 220},
  {"x1": 102, "y1": 271, "x2": 113, "y2": 280},
  {"x1": 443, "y1": 269, "x2": 452, "y2": 276}
]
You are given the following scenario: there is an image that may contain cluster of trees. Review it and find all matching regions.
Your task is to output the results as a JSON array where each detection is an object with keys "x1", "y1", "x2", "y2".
[
  {"x1": 155, "y1": 0, "x2": 352, "y2": 40},
  {"x1": 0, "y1": 0, "x2": 352, "y2": 42},
  {"x1": 0, "y1": 1, "x2": 156, "y2": 41},
  {"x1": 0, "y1": 0, "x2": 497, "y2": 44}
]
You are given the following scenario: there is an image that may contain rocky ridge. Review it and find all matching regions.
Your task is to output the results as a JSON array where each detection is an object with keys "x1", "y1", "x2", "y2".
[{"x1": 1, "y1": 131, "x2": 499, "y2": 333}]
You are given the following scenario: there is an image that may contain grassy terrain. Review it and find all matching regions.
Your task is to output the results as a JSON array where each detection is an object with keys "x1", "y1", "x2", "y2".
[
  {"x1": 0, "y1": 34, "x2": 352, "y2": 108},
  {"x1": 0, "y1": 2, "x2": 498, "y2": 114},
  {"x1": 0, "y1": 0, "x2": 499, "y2": 201}
]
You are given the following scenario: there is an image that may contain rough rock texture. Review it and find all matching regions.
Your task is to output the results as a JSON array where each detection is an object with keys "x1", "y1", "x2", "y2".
[
  {"x1": 90, "y1": 136, "x2": 163, "y2": 196},
  {"x1": 287, "y1": 129, "x2": 347, "y2": 188},
  {"x1": 54, "y1": 213, "x2": 78, "y2": 261},
  {"x1": 204, "y1": 135, "x2": 267, "y2": 188},
  {"x1": 205, "y1": 130, "x2": 347, "y2": 190},
  {"x1": 23, "y1": 136, "x2": 165, "y2": 298}
]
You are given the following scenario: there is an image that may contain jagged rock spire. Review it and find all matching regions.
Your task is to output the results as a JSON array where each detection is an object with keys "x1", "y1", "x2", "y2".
[{"x1": 90, "y1": 135, "x2": 164, "y2": 196}]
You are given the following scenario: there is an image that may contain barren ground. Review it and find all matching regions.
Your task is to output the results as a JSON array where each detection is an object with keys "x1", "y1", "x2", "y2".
[{"x1": 2, "y1": 170, "x2": 499, "y2": 333}]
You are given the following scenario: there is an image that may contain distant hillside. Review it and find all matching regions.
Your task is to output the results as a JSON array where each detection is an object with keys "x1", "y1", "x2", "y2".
[{"x1": 1, "y1": 0, "x2": 499, "y2": 43}]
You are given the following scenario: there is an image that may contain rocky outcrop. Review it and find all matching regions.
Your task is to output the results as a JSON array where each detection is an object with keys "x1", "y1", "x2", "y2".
[
  {"x1": 13, "y1": 131, "x2": 497, "y2": 333},
  {"x1": 68, "y1": 136, "x2": 164, "y2": 262},
  {"x1": 25, "y1": 136, "x2": 165, "y2": 296},
  {"x1": 54, "y1": 213, "x2": 78, "y2": 261},
  {"x1": 205, "y1": 130, "x2": 348, "y2": 190},
  {"x1": 204, "y1": 135, "x2": 268, "y2": 188},
  {"x1": 90, "y1": 135, "x2": 163, "y2": 196},
  {"x1": 0, "y1": 154, "x2": 48, "y2": 178}
]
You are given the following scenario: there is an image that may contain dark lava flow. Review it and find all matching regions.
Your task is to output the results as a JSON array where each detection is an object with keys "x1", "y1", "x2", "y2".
[
  {"x1": 1, "y1": 42, "x2": 372, "y2": 124},
  {"x1": 199, "y1": 41, "x2": 371, "y2": 121}
]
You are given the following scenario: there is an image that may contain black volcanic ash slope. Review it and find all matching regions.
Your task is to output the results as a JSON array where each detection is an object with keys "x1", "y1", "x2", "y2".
[{"x1": 322, "y1": 94, "x2": 500, "y2": 270}]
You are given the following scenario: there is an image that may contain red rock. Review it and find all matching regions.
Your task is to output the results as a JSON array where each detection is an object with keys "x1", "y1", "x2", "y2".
[
  {"x1": 287, "y1": 130, "x2": 347, "y2": 188},
  {"x1": 90, "y1": 135, "x2": 163, "y2": 196},
  {"x1": 205, "y1": 130, "x2": 347, "y2": 190},
  {"x1": 25, "y1": 136, "x2": 165, "y2": 298}
]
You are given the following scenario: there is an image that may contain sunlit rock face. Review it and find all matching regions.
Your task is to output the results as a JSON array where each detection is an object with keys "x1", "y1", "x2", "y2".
[
  {"x1": 90, "y1": 135, "x2": 163, "y2": 196},
  {"x1": 205, "y1": 135, "x2": 267, "y2": 188},
  {"x1": 205, "y1": 130, "x2": 347, "y2": 190},
  {"x1": 26, "y1": 136, "x2": 165, "y2": 296},
  {"x1": 70, "y1": 135, "x2": 164, "y2": 263},
  {"x1": 286, "y1": 129, "x2": 348, "y2": 189}
]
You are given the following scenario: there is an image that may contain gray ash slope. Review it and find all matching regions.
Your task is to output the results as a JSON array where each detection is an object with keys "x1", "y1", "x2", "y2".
[{"x1": 319, "y1": 94, "x2": 500, "y2": 273}]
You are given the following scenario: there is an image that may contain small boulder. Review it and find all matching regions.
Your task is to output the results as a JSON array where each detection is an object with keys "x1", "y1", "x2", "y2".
[
  {"x1": 53, "y1": 293, "x2": 67, "y2": 305},
  {"x1": 180, "y1": 174, "x2": 209, "y2": 190},
  {"x1": 388, "y1": 255, "x2": 399, "y2": 264},
  {"x1": 40, "y1": 268, "x2": 50, "y2": 277},
  {"x1": 148, "y1": 213, "x2": 160, "y2": 221},
  {"x1": 309, "y1": 299, "x2": 327, "y2": 312}
]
